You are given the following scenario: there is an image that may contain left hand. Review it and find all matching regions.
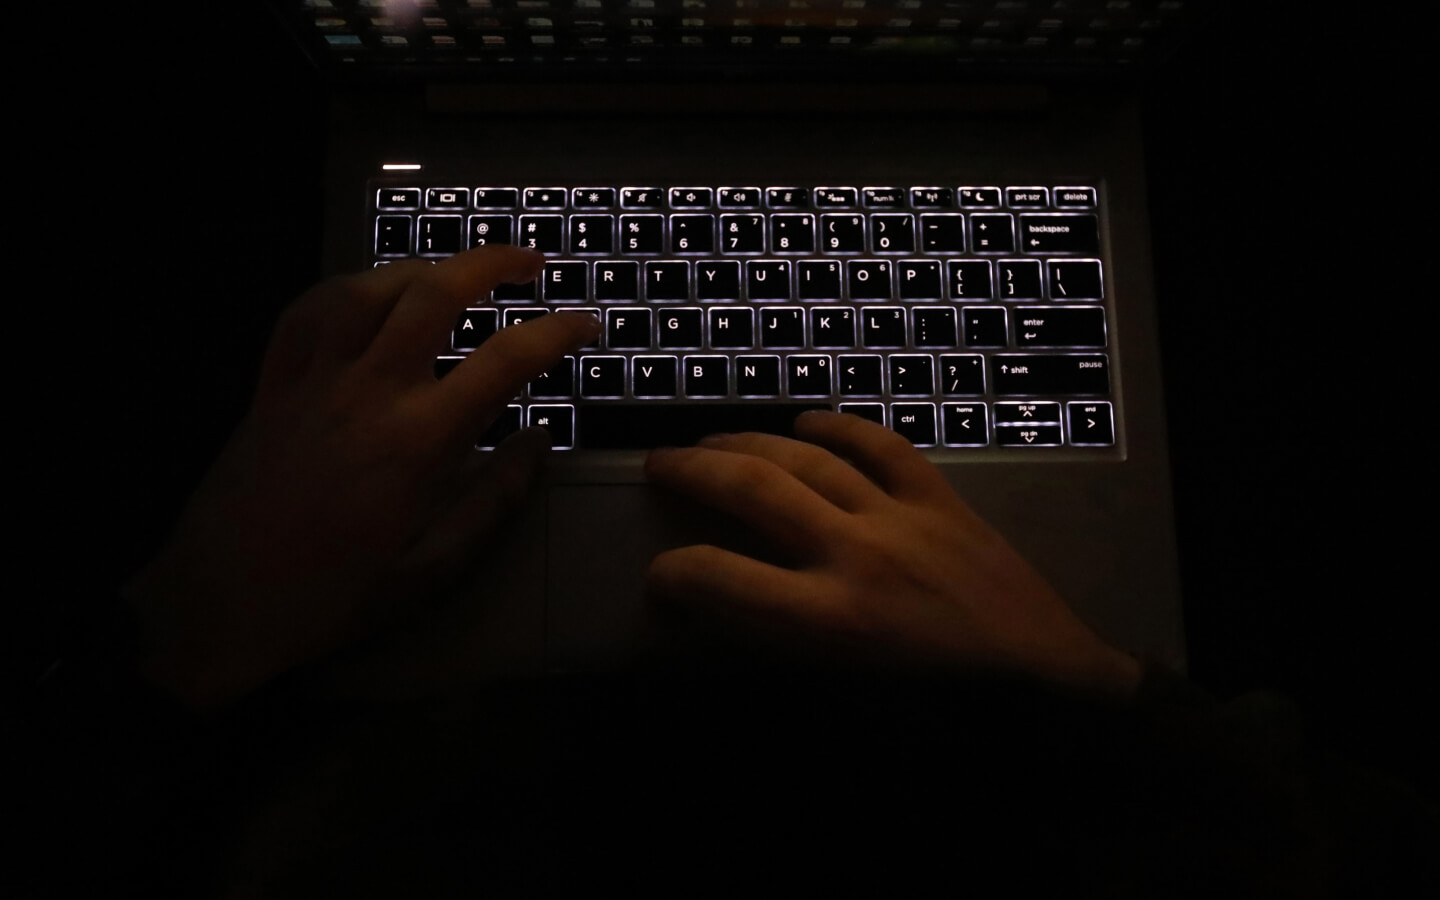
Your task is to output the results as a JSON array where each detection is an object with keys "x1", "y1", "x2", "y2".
[{"x1": 125, "y1": 246, "x2": 600, "y2": 708}]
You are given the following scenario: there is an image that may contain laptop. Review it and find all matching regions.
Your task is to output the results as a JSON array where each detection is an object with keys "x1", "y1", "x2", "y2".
[{"x1": 267, "y1": 0, "x2": 1193, "y2": 679}]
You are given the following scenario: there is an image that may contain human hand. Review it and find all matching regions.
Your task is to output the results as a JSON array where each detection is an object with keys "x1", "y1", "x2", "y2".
[
  {"x1": 644, "y1": 411, "x2": 1142, "y2": 700},
  {"x1": 124, "y1": 246, "x2": 600, "y2": 708}
]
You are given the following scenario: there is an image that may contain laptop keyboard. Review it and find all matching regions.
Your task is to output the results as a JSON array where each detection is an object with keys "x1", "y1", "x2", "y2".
[{"x1": 373, "y1": 183, "x2": 1117, "y2": 452}]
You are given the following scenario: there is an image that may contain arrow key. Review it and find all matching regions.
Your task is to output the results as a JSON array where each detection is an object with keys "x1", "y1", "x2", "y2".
[
  {"x1": 996, "y1": 425, "x2": 1062, "y2": 447},
  {"x1": 942, "y1": 403, "x2": 989, "y2": 446},
  {"x1": 1066, "y1": 401, "x2": 1115, "y2": 446},
  {"x1": 995, "y1": 401, "x2": 1061, "y2": 425}
]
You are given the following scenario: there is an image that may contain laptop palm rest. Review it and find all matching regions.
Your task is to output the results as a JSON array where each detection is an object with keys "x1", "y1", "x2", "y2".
[
  {"x1": 546, "y1": 467, "x2": 1185, "y2": 674},
  {"x1": 546, "y1": 484, "x2": 786, "y2": 671}
]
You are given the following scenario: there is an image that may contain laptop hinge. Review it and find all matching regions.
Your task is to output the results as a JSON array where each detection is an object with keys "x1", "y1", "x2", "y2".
[{"x1": 426, "y1": 83, "x2": 1050, "y2": 115}]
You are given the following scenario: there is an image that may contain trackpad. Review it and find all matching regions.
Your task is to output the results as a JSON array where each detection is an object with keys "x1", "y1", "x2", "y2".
[{"x1": 545, "y1": 484, "x2": 769, "y2": 671}]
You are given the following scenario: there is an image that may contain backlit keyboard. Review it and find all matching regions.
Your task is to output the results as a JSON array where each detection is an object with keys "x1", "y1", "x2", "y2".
[{"x1": 372, "y1": 183, "x2": 1117, "y2": 452}]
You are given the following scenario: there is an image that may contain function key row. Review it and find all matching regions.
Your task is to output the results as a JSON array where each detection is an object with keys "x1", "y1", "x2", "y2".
[{"x1": 375, "y1": 185, "x2": 1098, "y2": 212}]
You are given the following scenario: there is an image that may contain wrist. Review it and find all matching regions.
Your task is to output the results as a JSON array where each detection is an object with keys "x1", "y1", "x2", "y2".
[
  {"x1": 1023, "y1": 638, "x2": 1144, "y2": 705},
  {"x1": 1083, "y1": 645, "x2": 1144, "y2": 703},
  {"x1": 122, "y1": 563, "x2": 243, "y2": 711}
]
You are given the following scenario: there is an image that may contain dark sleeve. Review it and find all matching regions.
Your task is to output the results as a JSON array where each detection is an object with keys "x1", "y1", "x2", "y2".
[
  {"x1": 24, "y1": 603, "x2": 248, "y2": 898},
  {"x1": 511, "y1": 661, "x2": 1440, "y2": 895},
  {"x1": 1116, "y1": 662, "x2": 1439, "y2": 896}
]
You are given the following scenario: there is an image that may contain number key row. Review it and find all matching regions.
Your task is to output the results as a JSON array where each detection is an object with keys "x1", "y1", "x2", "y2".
[{"x1": 376, "y1": 213, "x2": 1098, "y2": 257}]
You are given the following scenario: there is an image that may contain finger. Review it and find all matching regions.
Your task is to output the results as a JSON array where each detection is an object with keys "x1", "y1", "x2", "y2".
[
  {"x1": 253, "y1": 264, "x2": 437, "y2": 398},
  {"x1": 643, "y1": 446, "x2": 848, "y2": 556},
  {"x1": 794, "y1": 410, "x2": 954, "y2": 505},
  {"x1": 647, "y1": 544, "x2": 827, "y2": 628},
  {"x1": 321, "y1": 260, "x2": 442, "y2": 358},
  {"x1": 364, "y1": 245, "x2": 546, "y2": 376},
  {"x1": 300, "y1": 261, "x2": 439, "y2": 364},
  {"x1": 693, "y1": 431, "x2": 890, "y2": 514},
  {"x1": 404, "y1": 427, "x2": 552, "y2": 582},
  {"x1": 427, "y1": 311, "x2": 601, "y2": 444},
  {"x1": 254, "y1": 300, "x2": 324, "y2": 403}
]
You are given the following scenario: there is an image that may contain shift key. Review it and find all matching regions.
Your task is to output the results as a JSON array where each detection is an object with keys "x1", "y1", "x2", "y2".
[{"x1": 992, "y1": 354, "x2": 1110, "y2": 395}]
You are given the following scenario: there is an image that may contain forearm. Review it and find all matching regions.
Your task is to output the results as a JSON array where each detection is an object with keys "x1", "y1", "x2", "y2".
[{"x1": 28, "y1": 601, "x2": 250, "y2": 896}]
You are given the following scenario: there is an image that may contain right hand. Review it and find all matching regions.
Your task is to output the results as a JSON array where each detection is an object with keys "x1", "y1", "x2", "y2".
[{"x1": 644, "y1": 411, "x2": 1142, "y2": 700}]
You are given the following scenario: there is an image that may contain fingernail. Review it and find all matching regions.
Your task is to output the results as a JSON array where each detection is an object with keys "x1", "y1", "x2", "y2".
[{"x1": 698, "y1": 433, "x2": 729, "y2": 447}]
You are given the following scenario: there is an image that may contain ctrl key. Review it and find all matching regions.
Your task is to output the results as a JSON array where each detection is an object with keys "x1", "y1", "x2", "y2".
[
  {"x1": 528, "y1": 405, "x2": 576, "y2": 449},
  {"x1": 890, "y1": 402, "x2": 937, "y2": 446}
]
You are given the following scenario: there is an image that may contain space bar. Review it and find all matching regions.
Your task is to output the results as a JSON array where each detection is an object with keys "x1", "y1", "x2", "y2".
[{"x1": 577, "y1": 404, "x2": 832, "y2": 449}]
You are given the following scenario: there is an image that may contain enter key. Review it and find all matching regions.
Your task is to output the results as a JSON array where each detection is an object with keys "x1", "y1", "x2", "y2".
[{"x1": 1014, "y1": 306, "x2": 1107, "y2": 347}]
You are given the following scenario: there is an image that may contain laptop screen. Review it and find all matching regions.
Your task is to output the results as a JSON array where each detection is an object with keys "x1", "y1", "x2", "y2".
[{"x1": 269, "y1": 0, "x2": 1199, "y2": 83}]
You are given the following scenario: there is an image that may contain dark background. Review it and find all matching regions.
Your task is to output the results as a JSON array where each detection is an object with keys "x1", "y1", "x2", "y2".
[{"x1": 47, "y1": 3, "x2": 1425, "y2": 796}]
